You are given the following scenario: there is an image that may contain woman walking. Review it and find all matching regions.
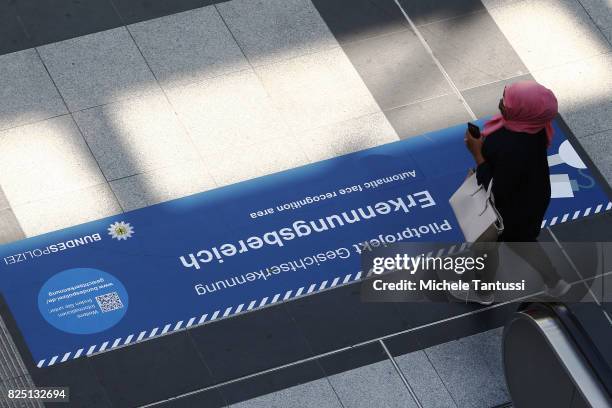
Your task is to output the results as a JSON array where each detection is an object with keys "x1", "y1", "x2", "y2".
[{"x1": 462, "y1": 80, "x2": 571, "y2": 304}]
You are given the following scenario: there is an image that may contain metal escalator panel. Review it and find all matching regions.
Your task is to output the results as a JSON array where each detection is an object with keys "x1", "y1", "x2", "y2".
[{"x1": 503, "y1": 305, "x2": 611, "y2": 408}]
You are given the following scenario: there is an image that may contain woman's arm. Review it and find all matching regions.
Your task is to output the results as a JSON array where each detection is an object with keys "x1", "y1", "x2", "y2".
[
  {"x1": 476, "y1": 161, "x2": 493, "y2": 189},
  {"x1": 464, "y1": 129, "x2": 492, "y2": 188},
  {"x1": 470, "y1": 131, "x2": 522, "y2": 197}
]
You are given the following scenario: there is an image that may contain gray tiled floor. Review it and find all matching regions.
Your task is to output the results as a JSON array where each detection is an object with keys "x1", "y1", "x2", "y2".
[
  {"x1": 229, "y1": 378, "x2": 343, "y2": 408},
  {"x1": 12, "y1": 183, "x2": 121, "y2": 237},
  {"x1": 0, "y1": 374, "x2": 43, "y2": 408},
  {"x1": 255, "y1": 47, "x2": 381, "y2": 133},
  {"x1": 604, "y1": 26, "x2": 612, "y2": 43},
  {"x1": 395, "y1": 350, "x2": 459, "y2": 408},
  {"x1": 0, "y1": 49, "x2": 66, "y2": 131},
  {"x1": 422, "y1": 328, "x2": 509, "y2": 408},
  {"x1": 0, "y1": 115, "x2": 106, "y2": 206},
  {"x1": 487, "y1": 0, "x2": 611, "y2": 71},
  {"x1": 217, "y1": 0, "x2": 338, "y2": 67},
  {"x1": 205, "y1": 136, "x2": 310, "y2": 187},
  {"x1": 128, "y1": 7, "x2": 250, "y2": 89},
  {"x1": 0, "y1": 187, "x2": 9, "y2": 211},
  {"x1": 295, "y1": 112, "x2": 398, "y2": 162},
  {"x1": 327, "y1": 359, "x2": 418, "y2": 408},
  {"x1": 0, "y1": 209, "x2": 24, "y2": 245},
  {"x1": 109, "y1": 159, "x2": 216, "y2": 212},
  {"x1": 231, "y1": 328, "x2": 509, "y2": 408},
  {"x1": 461, "y1": 74, "x2": 534, "y2": 118},
  {"x1": 397, "y1": 0, "x2": 485, "y2": 27},
  {"x1": 534, "y1": 53, "x2": 612, "y2": 139},
  {"x1": 578, "y1": 0, "x2": 612, "y2": 35},
  {"x1": 165, "y1": 68, "x2": 292, "y2": 157},
  {"x1": 72, "y1": 93, "x2": 199, "y2": 181},
  {"x1": 385, "y1": 94, "x2": 472, "y2": 139},
  {"x1": 397, "y1": 329, "x2": 509, "y2": 408},
  {"x1": 587, "y1": 272, "x2": 612, "y2": 304},
  {"x1": 37, "y1": 27, "x2": 159, "y2": 112},
  {"x1": 419, "y1": 9, "x2": 528, "y2": 90},
  {"x1": 579, "y1": 129, "x2": 612, "y2": 181},
  {"x1": 342, "y1": 29, "x2": 452, "y2": 110},
  {"x1": 311, "y1": 0, "x2": 410, "y2": 45}
]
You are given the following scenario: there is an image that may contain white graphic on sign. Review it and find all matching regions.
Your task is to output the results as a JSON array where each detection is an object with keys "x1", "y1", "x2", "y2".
[
  {"x1": 548, "y1": 140, "x2": 592, "y2": 199},
  {"x1": 107, "y1": 221, "x2": 134, "y2": 241}
]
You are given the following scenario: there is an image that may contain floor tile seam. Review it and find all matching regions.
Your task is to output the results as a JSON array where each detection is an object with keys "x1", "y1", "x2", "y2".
[
  {"x1": 7, "y1": 2, "x2": 606, "y2": 128},
  {"x1": 527, "y1": 49, "x2": 612, "y2": 76},
  {"x1": 0, "y1": 325, "x2": 30, "y2": 385},
  {"x1": 378, "y1": 339, "x2": 424, "y2": 408},
  {"x1": 489, "y1": 0, "x2": 608, "y2": 31},
  {"x1": 443, "y1": 328, "x2": 508, "y2": 396},
  {"x1": 89, "y1": 271, "x2": 366, "y2": 359},
  {"x1": 546, "y1": 226, "x2": 603, "y2": 307},
  {"x1": 602, "y1": 309, "x2": 612, "y2": 325},
  {"x1": 392, "y1": 0, "x2": 477, "y2": 121},
  {"x1": 0, "y1": 0, "x2": 528, "y2": 63},
  {"x1": 574, "y1": 0, "x2": 612, "y2": 49},
  {"x1": 211, "y1": 4, "x2": 344, "y2": 73},
  {"x1": 414, "y1": 19, "x2": 531, "y2": 86},
  {"x1": 1, "y1": 0, "x2": 332, "y2": 62},
  {"x1": 135, "y1": 299, "x2": 518, "y2": 408},
  {"x1": 197, "y1": 136, "x2": 311, "y2": 165},
  {"x1": 485, "y1": 3, "x2": 612, "y2": 74},
  {"x1": 139, "y1": 66, "x2": 255, "y2": 97},
  {"x1": 577, "y1": 127, "x2": 612, "y2": 141},
  {"x1": 482, "y1": 0, "x2": 528, "y2": 12},
  {"x1": 103, "y1": 158, "x2": 216, "y2": 184},
  {"x1": 1, "y1": 154, "x2": 211, "y2": 208},
  {"x1": 211, "y1": 6, "x2": 343, "y2": 71},
  {"x1": 8, "y1": 180, "x2": 119, "y2": 211},
  {"x1": 117, "y1": 11, "x2": 223, "y2": 193},
  {"x1": 28, "y1": 47, "x2": 125, "y2": 214},
  {"x1": 279, "y1": 301, "x2": 343, "y2": 404},
  {"x1": 25, "y1": 20, "x2": 246, "y2": 111},
  {"x1": 0, "y1": 187, "x2": 12, "y2": 211},
  {"x1": 410, "y1": 7, "x2": 490, "y2": 30},
  {"x1": 287, "y1": 103, "x2": 386, "y2": 145},
  {"x1": 458, "y1": 73, "x2": 535, "y2": 94},
  {"x1": 382, "y1": 91, "x2": 460, "y2": 113},
  {"x1": 420, "y1": 346, "x2": 461, "y2": 408},
  {"x1": 320, "y1": 366, "x2": 348, "y2": 408},
  {"x1": 13, "y1": 8, "x2": 31, "y2": 41},
  {"x1": 0, "y1": 373, "x2": 41, "y2": 408},
  {"x1": 4, "y1": 11, "x2": 378, "y2": 143},
  {"x1": 212, "y1": 4, "x2": 313, "y2": 167},
  {"x1": 183, "y1": 327, "x2": 231, "y2": 407},
  {"x1": 291, "y1": 109, "x2": 398, "y2": 142},
  {"x1": 243, "y1": 43, "x2": 344, "y2": 71},
  {"x1": 0, "y1": 112, "x2": 73, "y2": 135},
  {"x1": 61, "y1": 87, "x2": 166, "y2": 115},
  {"x1": 335, "y1": 25, "x2": 415, "y2": 47},
  {"x1": 211, "y1": 2, "x2": 343, "y2": 165}
]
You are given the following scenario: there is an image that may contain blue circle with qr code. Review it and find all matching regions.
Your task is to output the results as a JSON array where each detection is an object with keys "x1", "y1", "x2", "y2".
[{"x1": 37, "y1": 268, "x2": 129, "y2": 335}]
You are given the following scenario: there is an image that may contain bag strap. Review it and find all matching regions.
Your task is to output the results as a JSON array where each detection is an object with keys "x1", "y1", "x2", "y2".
[
  {"x1": 486, "y1": 178, "x2": 494, "y2": 199},
  {"x1": 480, "y1": 178, "x2": 504, "y2": 232}
]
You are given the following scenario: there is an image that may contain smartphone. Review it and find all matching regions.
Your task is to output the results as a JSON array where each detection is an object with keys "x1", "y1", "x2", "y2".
[{"x1": 467, "y1": 122, "x2": 481, "y2": 139}]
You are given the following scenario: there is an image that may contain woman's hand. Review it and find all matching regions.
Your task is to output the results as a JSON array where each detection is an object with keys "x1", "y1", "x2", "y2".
[{"x1": 464, "y1": 129, "x2": 485, "y2": 165}]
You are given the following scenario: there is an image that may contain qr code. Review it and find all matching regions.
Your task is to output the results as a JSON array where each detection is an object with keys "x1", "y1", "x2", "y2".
[{"x1": 95, "y1": 292, "x2": 124, "y2": 313}]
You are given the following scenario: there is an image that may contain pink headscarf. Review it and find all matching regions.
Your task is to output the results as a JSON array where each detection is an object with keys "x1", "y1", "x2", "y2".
[{"x1": 482, "y1": 80, "x2": 558, "y2": 145}]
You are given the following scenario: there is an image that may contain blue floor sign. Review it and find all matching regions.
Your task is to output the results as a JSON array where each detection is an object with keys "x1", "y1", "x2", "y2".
[{"x1": 0, "y1": 118, "x2": 610, "y2": 368}]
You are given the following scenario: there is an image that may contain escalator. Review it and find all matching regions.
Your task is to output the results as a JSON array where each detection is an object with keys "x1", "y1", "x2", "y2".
[{"x1": 503, "y1": 302, "x2": 612, "y2": 407}]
